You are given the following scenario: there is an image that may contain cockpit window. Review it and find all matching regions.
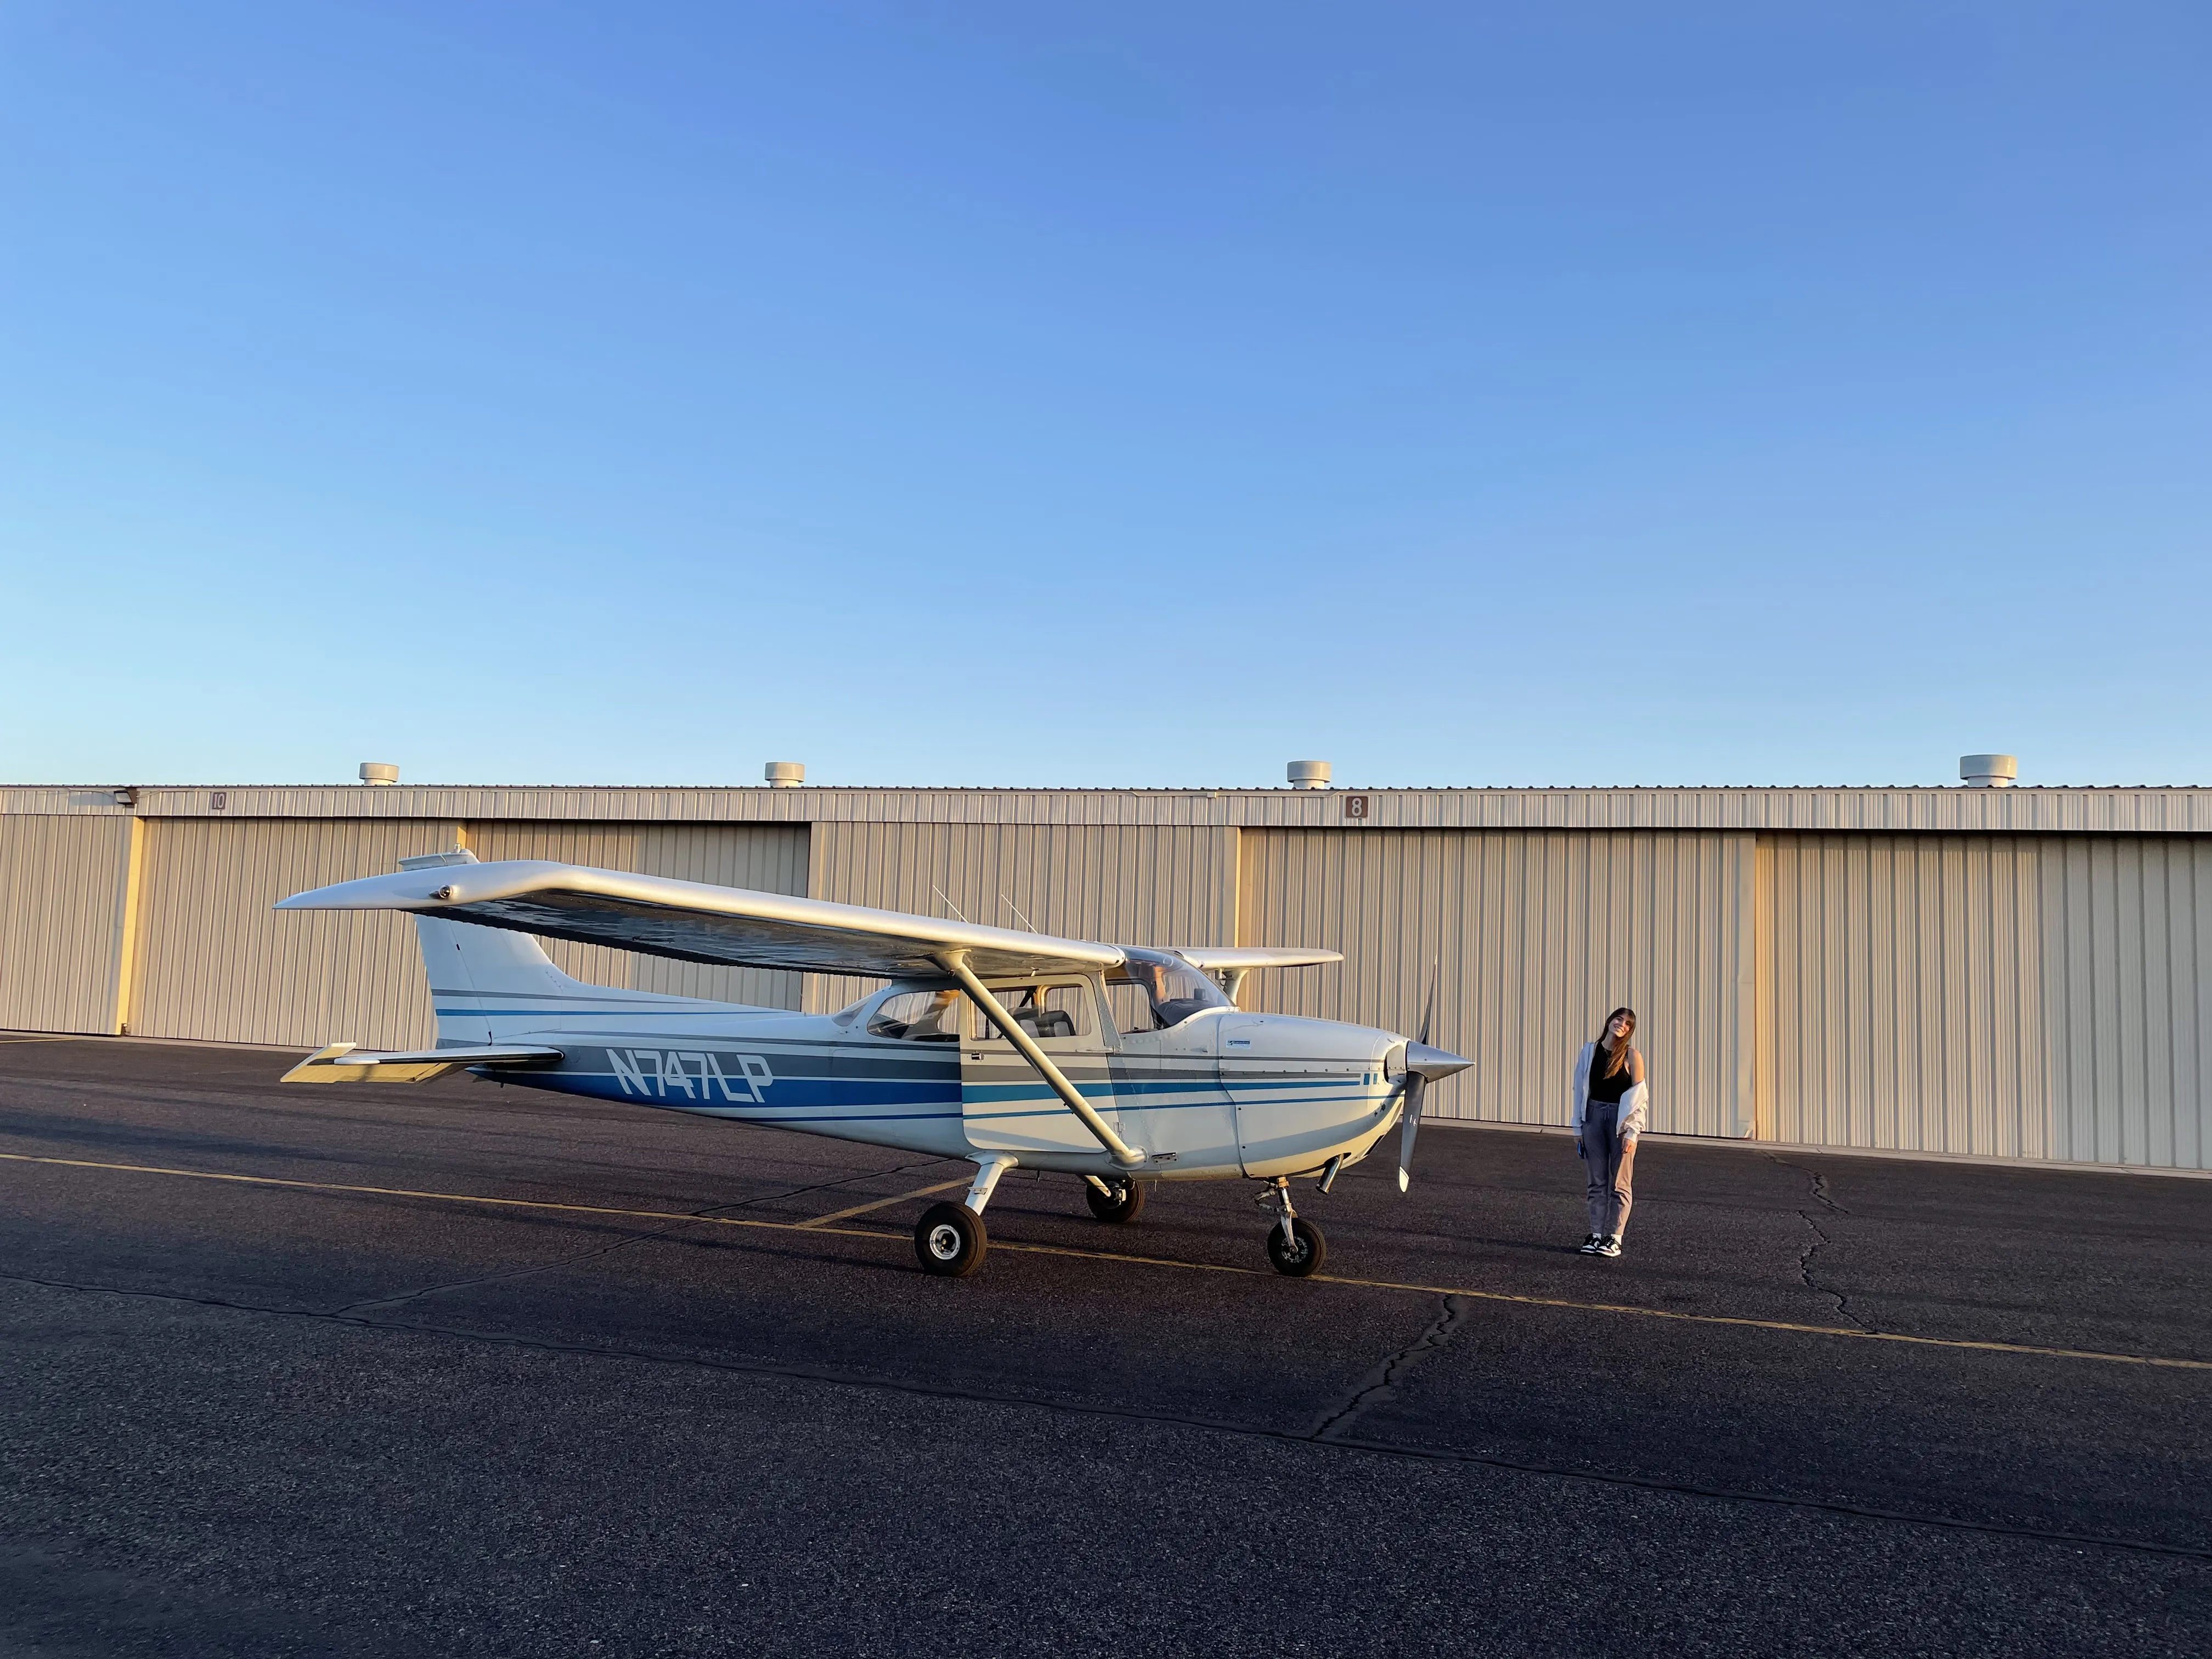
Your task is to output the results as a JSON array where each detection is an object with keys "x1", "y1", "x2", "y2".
[
  {"x1": 1106, "y1": 951, "x2": 1231, "y2": 1033},
  {"x1": 867, "y1": 989, "x2": 962, "y2": 1042}
]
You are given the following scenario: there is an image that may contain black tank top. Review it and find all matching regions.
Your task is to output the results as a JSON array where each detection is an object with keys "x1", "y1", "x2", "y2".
[{"x1": 1587, "y1": 1043, "x2": 1636, "y2": 1103}]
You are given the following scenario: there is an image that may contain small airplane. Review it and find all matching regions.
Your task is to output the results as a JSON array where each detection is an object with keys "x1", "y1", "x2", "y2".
[{"x1": 275, "y1": 850, "x2": 1469, "y2": 1278}]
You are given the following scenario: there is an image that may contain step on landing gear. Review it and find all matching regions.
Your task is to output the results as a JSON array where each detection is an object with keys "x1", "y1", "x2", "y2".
[
  {"x1": 915, "y1": 1154, "x2": 1015, "y2": 1278},
  {"x1": 1260, "y1": 1176, "x2": 1325, "y2": 1277},
  {"x1": 1084, "y1": 1174, "x2": 1148, "y2": 1224}
]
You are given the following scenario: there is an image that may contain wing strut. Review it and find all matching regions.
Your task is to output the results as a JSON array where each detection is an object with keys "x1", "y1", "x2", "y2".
[{"x1": 934, "y1": 951, "x2": 1146, "y2": 1171}]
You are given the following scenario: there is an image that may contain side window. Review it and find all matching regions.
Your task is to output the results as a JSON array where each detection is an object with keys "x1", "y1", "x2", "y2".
[
  {"x1": 1107, "y1": 981, "x2": 1156, "y2": 1035},
  {"x1": 975, "y1": 983, "x2": 1093, "y2": 1042},
  {"x1": 867, "y1": 990, "x2": 963, "y2": 1042}
]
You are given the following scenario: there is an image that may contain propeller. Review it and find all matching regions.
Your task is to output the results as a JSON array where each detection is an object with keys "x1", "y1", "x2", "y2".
[{"x1": 1397, "y1": 967, "x2": 1470, "y2": 1192}]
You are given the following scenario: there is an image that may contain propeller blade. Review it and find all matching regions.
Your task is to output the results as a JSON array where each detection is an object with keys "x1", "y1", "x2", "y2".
[
  {"x1": 1397, "y1": 1073, "x2": 1427, "y2": 1192},
  {"x1": 1395, "y1": 962, "x2": 1464, "y2": 1191}
]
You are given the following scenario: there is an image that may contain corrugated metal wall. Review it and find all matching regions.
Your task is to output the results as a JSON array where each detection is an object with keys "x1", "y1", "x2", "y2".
[
  {"x1": 1235, "y1": 830, "x2": 1755, "y2": 1136},
  {"x1": 6, "y1": 799, "x2": 2206, "y2": 1171},
  {"x1": 0, "y1": 814, "x2": 133, "y2": 1034},
  {"x1": 1758, "y1": 834, "x2": 2212, "y2": 1170},
  {"x1": 2044, "y1": 838, "x2": 2212, "y2": 1170},
  {"x1": 128, "y1": 818, "x2": 464, "y2": 1047},
  {"x1": 464, "y1": 822, "x2": 808, "y2": 1009},
  {"x1": 803, "y1": 822, "x2": 1238, "y2": 1011},
  {"x1": 1757, "y1": 836, "x2": 2047, "y2": 1158}
]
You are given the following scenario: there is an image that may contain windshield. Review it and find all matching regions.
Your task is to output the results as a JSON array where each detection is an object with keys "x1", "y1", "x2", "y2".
[{"x1": 1106, "y1": 951, "x2": 1231, "y2": 1033}]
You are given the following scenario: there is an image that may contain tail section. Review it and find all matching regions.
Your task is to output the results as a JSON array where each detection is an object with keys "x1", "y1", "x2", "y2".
[
  {"x1": 396, "y1": 849, "x2": 780, "y2": 1045},
  {"x1": 400, "y1": 850, "x2": 596, "y2": 1045}
]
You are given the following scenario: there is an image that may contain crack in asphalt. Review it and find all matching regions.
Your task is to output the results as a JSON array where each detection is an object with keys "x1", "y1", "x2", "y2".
[
  {"x1": 328, "y1": 1232, "x2": 662, "y2": 1317},
  {"x1": 327, "y1": 1155, "x2": 954, "y2": 1316},
  {"x1": 1769, "y1": 1154, "x2": 1864, "y2": 1330},
  {"x1": 5, "y1": 1269, "x2": 2206, "y2": 1565},
  {"x1": 1311, "y1": 1294, "x2": 1465, "y2": 1441}
]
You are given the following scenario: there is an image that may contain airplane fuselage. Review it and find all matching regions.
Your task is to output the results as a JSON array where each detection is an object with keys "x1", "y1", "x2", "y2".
[{"x1": 458, "y1": 984, "x2": 1412, "y2": 1182}]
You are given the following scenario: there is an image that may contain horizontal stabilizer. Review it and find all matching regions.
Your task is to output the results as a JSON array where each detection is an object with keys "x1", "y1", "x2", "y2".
[{"x1": 281, "y1": 1042, "x2": 563, "y2": 1086}]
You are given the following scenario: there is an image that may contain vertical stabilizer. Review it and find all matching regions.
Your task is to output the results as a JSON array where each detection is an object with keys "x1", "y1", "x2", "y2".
[{"x1": 399, "y1": 849, "x2": 592, "y2": 1045}]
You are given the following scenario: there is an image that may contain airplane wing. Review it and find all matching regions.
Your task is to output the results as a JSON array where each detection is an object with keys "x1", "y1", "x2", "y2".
[
  {"x1": 1165, "y1": 947, "x2": 1343, "y2": 972},
  {"x1": 275, "y1": 860, "x2": 1126, "y2": 979}
]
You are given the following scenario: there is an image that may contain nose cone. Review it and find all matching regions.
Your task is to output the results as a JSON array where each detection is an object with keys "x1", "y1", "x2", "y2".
[{"x1": 1404, "y1": 1041, "x2": 1470, "y2": 1081}]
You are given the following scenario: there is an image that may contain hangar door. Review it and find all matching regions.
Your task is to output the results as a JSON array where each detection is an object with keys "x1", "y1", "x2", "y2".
[
  {"x1": 125, "y1": 818, "x2": 811, "y2": 1050},
  {"x1": 127, "y1": 817, "x2": 465, "y2": 1048},
  {"x1": 1758, "y1": 833, "x2": 2212, "y2": 1170},
  {"x1": 1233, "y1": 828, "x2": 1756, "y2": 1138},
  {"x1": 0, "y1": 814, "x2": 136, "y2": 1035}
]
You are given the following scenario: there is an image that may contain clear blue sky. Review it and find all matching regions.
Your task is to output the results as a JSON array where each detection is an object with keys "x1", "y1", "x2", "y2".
[{"x1": 2, "y1": 3, "x2": 2205, "y2": 788}]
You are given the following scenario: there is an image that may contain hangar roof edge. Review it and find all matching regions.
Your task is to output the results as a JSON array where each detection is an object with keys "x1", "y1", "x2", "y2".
[{"x1": 6, "y1": 784, "x2": 2212, "y2": 834}]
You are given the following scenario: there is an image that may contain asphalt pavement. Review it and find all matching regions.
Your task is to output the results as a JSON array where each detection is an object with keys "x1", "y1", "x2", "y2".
[{"x1": 1, "y1": 1034, "x2": 2207, "y2": 1657}]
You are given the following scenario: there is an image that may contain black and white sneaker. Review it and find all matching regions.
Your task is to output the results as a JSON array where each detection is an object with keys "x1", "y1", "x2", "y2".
[
  {"x1": 1594, "y1": 1235, "x2": 1622, "y2": 1258},
  {"x1": 1577, "y1": 1233, "x2": 1604, "y2": 1253}
]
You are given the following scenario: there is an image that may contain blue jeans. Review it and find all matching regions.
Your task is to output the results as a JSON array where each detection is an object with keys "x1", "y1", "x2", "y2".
[{"x1": 1580, "y1": 1101, "x2": 1638, "y2": 1238}]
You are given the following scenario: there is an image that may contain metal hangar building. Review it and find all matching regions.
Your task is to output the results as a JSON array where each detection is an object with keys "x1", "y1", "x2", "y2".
[{"x1": 3, "y1": 764, "x2": 2208, "y2": 1174}]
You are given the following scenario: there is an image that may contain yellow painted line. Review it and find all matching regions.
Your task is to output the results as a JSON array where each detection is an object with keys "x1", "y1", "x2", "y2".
[
  {"x1": 796, "y1": 1179, "x2": 970, "y2": 1228},
  {"x1": 0, "y1": 1151, "x2": 896, "y2": 1243},
  {"x1": 1295, "y1": 1271, "x2": 2212, "y2": 1372},
  {"x1": 0, "y1": 1036, "x2": 86, "y2": 1046},
  {"x1": 3, "y1": 1149, "x2": 2207, "y2": 1373}
]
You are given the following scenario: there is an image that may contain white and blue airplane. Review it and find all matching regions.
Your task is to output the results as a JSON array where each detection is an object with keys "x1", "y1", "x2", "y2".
[{"x1": 276, "y1": 850, "x2": 1469, "y2": 1278}]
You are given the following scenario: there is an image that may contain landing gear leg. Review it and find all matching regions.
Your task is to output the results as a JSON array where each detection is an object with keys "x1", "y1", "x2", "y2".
[
  {"x1": 915, "y1": 1154, "x2": 1015, "y2": 1278},
  {"x1": 1260, "y1": 1176, "x2": 1325, "y2": 1277}
]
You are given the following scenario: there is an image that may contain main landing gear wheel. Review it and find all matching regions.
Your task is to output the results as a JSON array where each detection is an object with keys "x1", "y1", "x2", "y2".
[
  {"x1": 1267, "y1": 1217, "x2": 1327, "y2": 1278},
  {"x1": 1084, "y1": 1176, "x2": 1148, "y2": 1224},
  {"x1": 915, "y1": 1201, "x2": 987, "y2": 1277}
]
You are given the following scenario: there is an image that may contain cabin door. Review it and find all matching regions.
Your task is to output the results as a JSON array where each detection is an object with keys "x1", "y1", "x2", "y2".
[{"x1": 960, "y1": 979, "x2": 1120, "y2": 1156}]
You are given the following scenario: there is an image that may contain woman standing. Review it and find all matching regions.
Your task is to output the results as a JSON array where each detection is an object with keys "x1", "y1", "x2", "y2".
[{"x1": 1572, "y1": 1007, "x2": 1647, "y2": 1257}]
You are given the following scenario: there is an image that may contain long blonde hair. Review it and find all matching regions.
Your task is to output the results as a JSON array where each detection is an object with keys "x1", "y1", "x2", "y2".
[{"x1": 1596, "y1": 1007, "x2": 1638, "y2": 1078}]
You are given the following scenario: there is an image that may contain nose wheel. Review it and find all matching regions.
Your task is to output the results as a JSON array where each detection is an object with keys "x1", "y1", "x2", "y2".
[
  {"x1": 1267, "y1": 1217, "x2": 1326, "y2": 1276},
  {"x1": 1260, "y1": 1176, "x2": 1326, "y2": 1277}
]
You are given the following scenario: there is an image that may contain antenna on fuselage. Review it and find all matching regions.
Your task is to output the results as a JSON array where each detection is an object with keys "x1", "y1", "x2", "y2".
[
  {"x1": 931, "y1": 887, "x2": 970, "y2": 924},
  {"x1": 1000, "y1": 896, "x2": 1036, "y2": 933}
]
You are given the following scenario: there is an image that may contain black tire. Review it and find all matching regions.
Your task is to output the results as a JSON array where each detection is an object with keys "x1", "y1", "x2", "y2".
[
  {"x1": 914, "y1": 1202, "x2": 988, "y2": 1277},
  {"x1": 1266, "y1": 1216, "x2": 1326, "y2": 1278},
  {"x1": 1083, "y1": 1177, "x2": 1148, "y2": 1224}
]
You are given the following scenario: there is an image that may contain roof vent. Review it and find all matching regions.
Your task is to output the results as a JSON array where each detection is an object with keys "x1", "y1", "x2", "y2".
[
  {"x1": 1287, "y1": 760, "x2": 1332, "y2": 789},
  {"x1": 358, "y1": 762, "x2": 400, "y2": 786},
  {"x1": 1959, "y1": 754, "x2": 2018, "y2": 788},
  {"x1": 764, "y1": 761, "x2": 805, "y2": 788}
]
